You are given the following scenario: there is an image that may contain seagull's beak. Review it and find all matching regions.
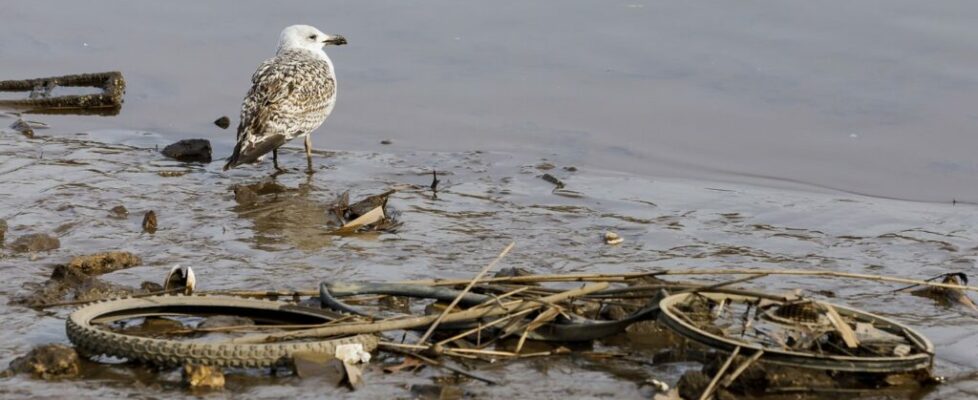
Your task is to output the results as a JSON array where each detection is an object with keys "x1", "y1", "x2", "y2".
[{"x1": 322, "y1": 34, "x2": 347, "y2": 46}]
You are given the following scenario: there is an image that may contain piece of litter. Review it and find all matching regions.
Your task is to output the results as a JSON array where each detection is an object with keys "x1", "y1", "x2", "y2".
[
  {"x1": 335, "y1": 343, "x2": 371, "y2": 364},
  {"x1": 605, "y1": 231, "x2": 624, "y2": 245}
]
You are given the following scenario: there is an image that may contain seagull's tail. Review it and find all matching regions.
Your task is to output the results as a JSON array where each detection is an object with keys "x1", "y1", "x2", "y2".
[{"x1": 223, "y1": 134, "x2": 287, "y2": 170}]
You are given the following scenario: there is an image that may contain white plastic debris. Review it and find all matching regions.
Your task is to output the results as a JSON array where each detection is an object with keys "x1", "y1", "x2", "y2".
[
  {"x1": 164, "y1": 265, "x2": 197, "y2": 295},
  {"x1": 604, "y1": 231, "x2": 624, "y2": 245},
  {"x1": 334, "y1": 343, "x2": 371, "y2": 364}
]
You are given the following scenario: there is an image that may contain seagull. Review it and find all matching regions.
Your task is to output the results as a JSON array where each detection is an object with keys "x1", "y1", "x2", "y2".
[{"x1": 224, "y1": 25, "x2": 347, "y2": 173}]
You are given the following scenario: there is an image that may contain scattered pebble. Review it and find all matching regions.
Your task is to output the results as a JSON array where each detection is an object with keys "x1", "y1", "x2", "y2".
[
  {"x1": 6, "y1": 344, "x2": 81, "y2": 380},
  {"x1": 540, "y1": 173, "x2": 565, "y2": 189},
  {"x1": 213, "y1": 116, "x2": 230, "y2": 129},
  {"x1": 142, "y1": 211, "x2": 157, "y2": 234},
  {"x1": 604, "y1": 231, "x2": 624, "y2": 245},
  {"x1": 9, "y1": 233, "x2": 60, "y2": 253},
  {"x1": 183, "y1": 364, "x2": 225, "y2": 390},
  {"x1": 161, "y1": 139, "x2": 212, "y2": 163},
  {"x1": 109, "y1": 205, "x2": 128, "y2": 218},
  {"x1": 292, "y1": 351, "x2": 345, "y2": 383},
  {"x1": 10, "y1": 118, "x2": 34, "y2": 138}
]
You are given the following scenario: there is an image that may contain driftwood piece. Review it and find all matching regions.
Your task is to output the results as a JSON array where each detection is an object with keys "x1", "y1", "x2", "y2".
[{"x1": 0, "y1": 72, "x2": 125, "y2": 115}]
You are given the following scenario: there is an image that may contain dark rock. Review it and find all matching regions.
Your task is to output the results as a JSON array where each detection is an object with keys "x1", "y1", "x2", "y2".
[
  {"x1": 0, "y1": 218, "x2": 7, "y2": 244},
  {"x1": 536, "y1": 162, "x2": 555, "y2": 171},
  {"x1": 9, "y1": 233, "x2": 60, "y2": 253},
  {"x1": 213, "y1": 116, "x2": 230, "y2": 129},
  {"x1": 677, "y1": 370, "x2": 710, "y2": 400},
  {"x1": 292, "y1": 352, "x2": 345, "y2": 384},
  {"x1": 540, "y1": 173, "x2": 565, "y2": 189},
  {"x1": 563, "y1": 166, "x2": 578, "y2": 172},
  {"x1": 64, "y1": 251, "x2": 141, "y2": 276},
  {"x1": 140, "y1": 281, "x2": 164, "y2": 292},
  {"x1": 161, "y1": 139, "x2": 212, "y2": 163},
  {"x1": 6, "y1": 344, "x2": 81, "y2": 380},
  {"x1": 10, "y1": 118, "x2": 34, "y2": 138},
  {"x1": 142, "y1": 210, "x2": 157, "y2": 234},
  {"x1": 380, "y1": 139, "x2": 392, "y2": 145},
  {"x1": 109, "y1": 205, "x2": 128, "y2": 218}
]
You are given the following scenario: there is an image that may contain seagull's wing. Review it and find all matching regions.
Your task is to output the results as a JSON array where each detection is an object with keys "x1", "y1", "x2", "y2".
[{"x1": 224, "y1": 55, "x2": 335, "y2": 170}]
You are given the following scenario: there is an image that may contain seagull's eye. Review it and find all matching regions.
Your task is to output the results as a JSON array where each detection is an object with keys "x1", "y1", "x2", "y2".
[{"x1": 308, "y1": 34, "x2": 317, "y2": 40}]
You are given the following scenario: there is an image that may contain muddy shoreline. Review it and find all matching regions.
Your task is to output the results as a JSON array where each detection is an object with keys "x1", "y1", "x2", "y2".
[{"x1": 1, "y1": 130, "x2": 976, "y2": 398}]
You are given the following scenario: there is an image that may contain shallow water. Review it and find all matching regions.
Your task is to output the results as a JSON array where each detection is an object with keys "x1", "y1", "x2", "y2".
[
  {"x1": 3, "y1": 1, "x2": 978, "y2": 202},
  {"x1": 1, "y1": 131, "x2": 976, "y2": 398},
  {"x1": 1, "y1": 1, "x2": 978, "y2": 399}
]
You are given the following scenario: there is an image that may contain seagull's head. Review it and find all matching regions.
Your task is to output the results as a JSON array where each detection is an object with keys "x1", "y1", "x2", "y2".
[{"x1": 278, "y1": 25, "x2": 347, "y2": 54}]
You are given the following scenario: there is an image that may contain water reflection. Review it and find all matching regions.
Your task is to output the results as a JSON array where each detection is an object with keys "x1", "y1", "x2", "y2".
[{"x1": 231, "y1": 176, "x2": 334, "y2": 251}]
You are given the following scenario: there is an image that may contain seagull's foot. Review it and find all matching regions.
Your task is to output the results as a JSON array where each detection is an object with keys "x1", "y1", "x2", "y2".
[{"x1": 271, "y1": 167, "x2": 289, "y2": 178}]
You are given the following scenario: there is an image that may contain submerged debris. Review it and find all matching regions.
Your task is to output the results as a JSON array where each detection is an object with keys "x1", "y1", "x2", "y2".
[
  {"x1": 183, "y1": 364, "x2": 225, "y2": 390},
  {"x1": 9, "y1": 232, "x2": 60, "y2": 253},
  {"x1": 909, "y1": 273, "x2": 978, "y2": 311},
  {"x1": 161, "y1": 139, "x2": 212, "y2": 163},
  {"x1": 213, "y1": 116, "x2": 230, "y2": 129},
  {"x1": 0, "y1": 72, "x2": 125, "y2": 115},
  {"x1": 10, "y1": 118, "x2": 34, "y2": 137},
  {"x1": 5, "y1": 344, "x2": 81, "y2": 380},
  {"x1": 328, "y1": 190, "x2": 399, "y2": 233}
]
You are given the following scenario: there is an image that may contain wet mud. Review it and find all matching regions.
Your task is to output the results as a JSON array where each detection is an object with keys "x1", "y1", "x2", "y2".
[{"x1": 1, "y1": 130, "x2": 977, "y2": 398}]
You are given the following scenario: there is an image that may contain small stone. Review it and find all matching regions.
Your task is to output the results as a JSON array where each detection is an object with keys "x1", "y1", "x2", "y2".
[
  {"x1": 214, "y1": 116, "x2": 230, "y2": 129},
  {"x1": 142, "y1": 211, "x2": 157, "y2": 234},
  {"x1": 536, "y1": 162, "x2": 555, "y2": 171},
  {"x1": 140, "y1": 281, "x2": 164, "y2": 292},
  {"x1": 292, "y1": 352, "x2": 345, "y2": 384},
  {"x1": 109, "y1": 205, "x2": 128, "y2": 218},
  {"x1": 65, "y1": 251, "x2": 141, "y2": 276},
  {"x1": 183, "y1": 364, "x2": 225, "y2": 390},
  {"x1": 10, "y1": 118, "x2": 34, "y2": 138},
  {"x1": 161, "y1": 139, "x2": 212, "y2": 163},
  {"x1": 0, "y1": 218, "x2": 7, "y2": 244},
  {"x1": 9, "y1": 233, "x2": 60, "y2": 253},
  {"x1": 7, "y1": 344, "x2": 81, "y2": 380},
  {"x1": 563, "y1": 166, "x2": 578, "y2": 172},
  {"x1": 605, "y1": 231, "x2": 624, "y2": 245},
  {"x1": 677, "y1": 371, "x2": 710, "y2": 400},
  {"x1": 380, "y1": 139, "x2": 392, "y2": 145}
]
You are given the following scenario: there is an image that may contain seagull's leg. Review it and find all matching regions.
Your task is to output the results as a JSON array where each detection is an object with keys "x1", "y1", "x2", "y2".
[
  {"x1": 304, "y1": 135, "x2": 315, "y2": 174},
  {"x1": 272, "y1": 148, "x2": 285, "y2": 172}
]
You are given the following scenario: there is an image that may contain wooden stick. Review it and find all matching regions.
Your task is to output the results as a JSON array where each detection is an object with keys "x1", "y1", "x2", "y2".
[
  {"x1": 231, "y1": 282, "x2": 609, "y2": 344},
  {"x1": 379, "y1": 344, "x2": 499, "y2": 385},
  {"x1": 435, "y1": 308, "x2": 536, "y2": 346},
  {"x1": 822, "y1": 302, "x2": 859, "y2": 348},
  {"x1": 402, "y1": 268, "x2": 978, "y2": 293},
  {"x1": 700, "y1": 346, "x2": 740, "y2": 400},
  {"x1": 720, "y1": 349, "x2": 764, "y2": 388},
  {"x1": 416, "y1": 242, "x2": 515, "y2": 345}
]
